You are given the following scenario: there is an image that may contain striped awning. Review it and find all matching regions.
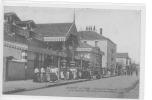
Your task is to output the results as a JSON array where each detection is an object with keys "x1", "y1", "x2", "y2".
[{"x1": 44, "y1": 37, "x2": 66, "y2": 42}]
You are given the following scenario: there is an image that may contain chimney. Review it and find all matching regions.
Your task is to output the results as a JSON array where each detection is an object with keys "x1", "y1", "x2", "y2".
[
  {"x1": 88, "y1": 26, "x2": 90, "y2": 31},
  {"x1": 93, "y1": 26, "x2": 95, "y2": 31},
  {"x1": 100, "y1": 28, "x2": 102, "y2": 35},
  {"x1": 86, "y1": 26, "x2": 88, "y2": 31},
  {"x1": 90, "y1": 26, "x2": 92, "y2": 31}
]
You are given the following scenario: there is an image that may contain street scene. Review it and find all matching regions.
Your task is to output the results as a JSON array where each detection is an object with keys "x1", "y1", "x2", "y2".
[
  {"x1": 12, "y1": 75, "x2": 139, "y2": 98},
  {"x1": 3, "y1": 6, "x2": 140, "y2": 99}
]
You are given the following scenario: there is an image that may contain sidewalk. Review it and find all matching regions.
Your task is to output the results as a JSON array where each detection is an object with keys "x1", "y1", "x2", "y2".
[
  {"x1": 3, "y1": 74, "x2": 139, "y2": 94},
  {"x1": 3, "y1": 79, "x2": 89, "y2": 94}
]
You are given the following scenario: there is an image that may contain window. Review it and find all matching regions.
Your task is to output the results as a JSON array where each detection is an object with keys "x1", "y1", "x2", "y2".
[
  {"x1": 111, "y1": 57, "x2": 114, "y2": 61},
  {"x1": 84, "y1": 41, "x2": 87, "y2": 44},
  {"x1": 21, "y1": 50, "x2": 27, "y2": 61},
  {"x1": 95, "y1": 41, "x2": 98, "y2": 47},
  {"x1": 84, "y1": 53, "x2": 90, "y2": 59},
  {"x1": 111, "y1": 49, "x2": 115, "y2": 54}
]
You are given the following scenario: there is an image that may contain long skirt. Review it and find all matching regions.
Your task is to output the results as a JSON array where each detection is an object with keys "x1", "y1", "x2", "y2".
[
  {"x1": 60, "y1": 71, "x2": 64, "y2": 80},
  {"x1": 73, "y1": 72, "x2": 77, "y2": 79},
  {"x1": 50, "y1": 73, "x2": 58, "y2": 82},
  {"x1": 69, "y1": 71, "x2": 73, "y2": 80},
  {"x1": 46, "y1": 73, "x2": 50, "y2": 82},
  {"x1": 33, "y1": 73, "x2": 38, "y2": 82},
  {"x1": 78, "y1": 71, "x2": 82, "y2": 79},
  {"x1": 66, "y1": 72, "x2": 70, "y2": 80},
  {"x1": 40, "y1": 73, "x2": 45, "y2": 82}
]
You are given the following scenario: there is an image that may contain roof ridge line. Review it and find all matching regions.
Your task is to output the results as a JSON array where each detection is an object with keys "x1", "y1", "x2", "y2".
[{"x1": 65, "y1": 22, "x2": 74, "y2": 37}]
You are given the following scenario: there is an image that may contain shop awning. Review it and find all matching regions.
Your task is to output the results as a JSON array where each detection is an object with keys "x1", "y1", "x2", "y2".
[
  {"x1": 28, "y1": 46, "x2": 67, "y2": 57},
  {"x1": 44, "y1": 37, "x2": 66, "y2": 42}
]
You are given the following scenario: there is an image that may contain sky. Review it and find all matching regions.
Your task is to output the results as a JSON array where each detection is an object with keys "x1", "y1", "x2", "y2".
[{"x1": 4, "y1": 6, "x2": 141, "y2": 63}]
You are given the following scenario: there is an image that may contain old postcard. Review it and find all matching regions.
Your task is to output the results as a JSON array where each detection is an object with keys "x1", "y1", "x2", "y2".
[{"x1": 1, "y1": 1, "x2": 145, "y2": 100}]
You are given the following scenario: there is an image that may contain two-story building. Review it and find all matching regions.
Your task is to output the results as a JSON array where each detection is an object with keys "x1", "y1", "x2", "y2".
[
  {"x1": 3, "y1": 12, "x2": 68, "y2": 80},
  {"x1": 78, "y1": 27, "x2": 117, "y2": 75},
  {"x1": 76, "y1": 42, "x2": 104, "y2": 70}
]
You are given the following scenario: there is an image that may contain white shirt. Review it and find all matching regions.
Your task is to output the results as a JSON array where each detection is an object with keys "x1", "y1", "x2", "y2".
[
  {"x1": 34, "y1": 68, "x2": 39, "y2": 73},
  {"x1": 41, "y1": 67, "x2": 45, "y2": 73}
]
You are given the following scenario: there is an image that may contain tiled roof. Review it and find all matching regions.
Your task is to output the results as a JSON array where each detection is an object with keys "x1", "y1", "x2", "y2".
[
  {"x1": 78, "y1": 31, "x2": 102, "y2": 40},
  {"x1": 78, "y1": 31, "x2": 116, "y2": 45},
  {"x1": 116, "y1": 53, "x2": 129, "y2": 58},
  {"x1": 33, "y1": 23, "x2": 74, "y2": 37}
]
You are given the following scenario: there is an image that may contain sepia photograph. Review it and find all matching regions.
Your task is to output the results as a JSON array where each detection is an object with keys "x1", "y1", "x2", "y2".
[{"x1": 2, "y1": 3, "x2": 145, "y2": 99}]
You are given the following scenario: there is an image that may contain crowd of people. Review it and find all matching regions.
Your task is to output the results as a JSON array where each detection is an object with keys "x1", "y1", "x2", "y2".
[
  {"x1": 33, "y1": 66, "x2": 91, "y2": 83},
  {"x1": 33, "y1": 64, "x2": 138, "y2": 83}
]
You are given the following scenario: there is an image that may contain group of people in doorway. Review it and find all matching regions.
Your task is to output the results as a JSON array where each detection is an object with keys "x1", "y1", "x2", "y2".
[{"x1": 33, "y1": 66, "x2": 84, "y2": 83}]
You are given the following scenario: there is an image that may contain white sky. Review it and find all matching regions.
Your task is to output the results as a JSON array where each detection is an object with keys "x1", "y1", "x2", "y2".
[{"x1": 4, "y1": 6, "x2": 141, "y2": 63}]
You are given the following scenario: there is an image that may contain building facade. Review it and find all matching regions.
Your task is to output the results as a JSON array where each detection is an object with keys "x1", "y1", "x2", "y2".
[
  {"x1": 3, "y1": 12, "x2": 82, "y2": 81},
  {"x1": 78, "y1": 28, "x2": 117, "y2": 72},
  {"x1": 75, "y1": 42, "x2": 104, "y2": 78},
  {"x1": 76, "y1": 42, "x2": 104, "y2": 68},
  {"x1": 3, "y1": 12, "x2": 68, "y2": 80},
  {"x1": 4, "y1": 12, "x2": 49, "y2": 80},
  {"x1": 116, "y1": 53, "x2": 131, "y2": 67}
]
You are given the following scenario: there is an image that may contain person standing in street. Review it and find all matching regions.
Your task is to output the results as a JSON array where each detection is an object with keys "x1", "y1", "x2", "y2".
[
  {"x1": 78, "y1": 70, "x2": 82, "y2": 79},
  {"x1": 46, "y1": 66, "x2": 50, "y2": 82},
  {"x1": 66, "y1": 70, "x2": 70, "y2": 80},
  {"x1": 60, "y1": 71, "x2": 64, "y2": 80},
  {"x1": 24, "y1": 63, "x2": 28, "y2": 80},
  {"x1": 34, "y1": 67, "x2": 39, "y2": 82},
  {"x1": 40, "y1": 67, "x2": 45, "y2": 82}
]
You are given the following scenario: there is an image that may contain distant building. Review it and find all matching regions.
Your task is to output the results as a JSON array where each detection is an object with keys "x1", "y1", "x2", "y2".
[
  {"x1": 116, "y1": 53, "x2": 131, "y2": 67},
  {"x1": 78, "y1": 27, "x2": 117, "y2": 70},
  {"x1": 75, "y1": 42, "x2": 104, "y2": 71}
]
